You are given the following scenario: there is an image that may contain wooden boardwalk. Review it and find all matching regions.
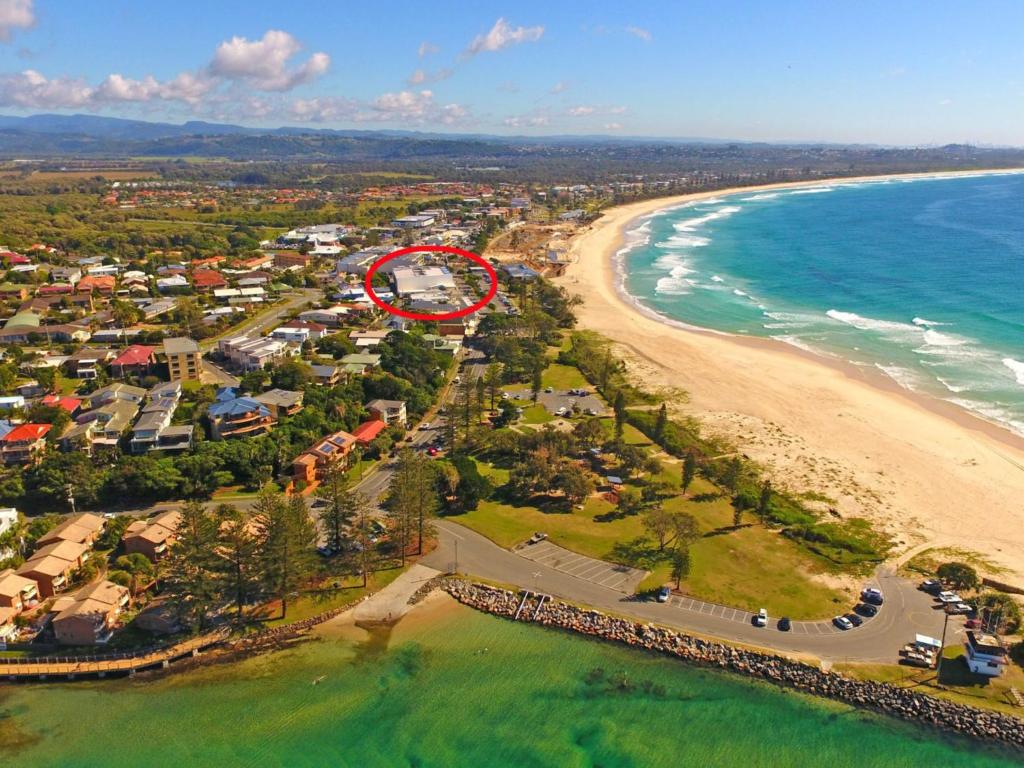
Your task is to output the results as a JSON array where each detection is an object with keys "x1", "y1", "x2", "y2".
[{"x1": 0, "y1": 630, "x2": 227, "y2": 680}]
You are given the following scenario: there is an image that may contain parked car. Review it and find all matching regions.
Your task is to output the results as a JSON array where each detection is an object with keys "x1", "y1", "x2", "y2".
[
  {"x1": 964, "y1": 618, "x2": 982, "y2": 629},
  {"x1": 419, "y1": 422, "x2": 432, "y2": 431},
  {"x1": 527, "y1": 532, "x2": 548, "y2": 545},
  {"x1": 317, "y1": 545, "x2": 337, "y2": 558},
  {"x1": 844, "y1": 613, "x2": 863, "y2": 627},
  {"x1": 948, "y1": 602, "x2": 975, "y2": 615},
  {"x1": 920, "y1": 579, "x2": 942, "y2": 594},
  {"x1": 861, "y1": 587, "x2": 884, "y2": 605},
  {"x1": 937, "y1": 591, "x2": 961, "y2": 604},
  {"x1": 545, "y1": 386, "x2": 554, "y2": 393},
  {"x1": 833, "y1": 616, "x2": 854, "y2": 630},
  {"x1": 426, "y1": 446, "x2": 439, "y2": 457},
  {"x1": 777, "y1": 617, "x2": 791, "y2": 631},
  {"x1": 754, "y1": 608, "x2": 768, "y2": 627},
  {"x1": 854, "y1": 602, "x2": 878, "y2": 617},
  {"x1": 657, "y1": 586, "x2": 671, "y2": 603}
]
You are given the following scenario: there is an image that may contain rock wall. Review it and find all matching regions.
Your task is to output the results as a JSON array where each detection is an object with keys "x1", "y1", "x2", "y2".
[{"x1": 444, "y1": 579, "x2": 1024, "y2": 750}]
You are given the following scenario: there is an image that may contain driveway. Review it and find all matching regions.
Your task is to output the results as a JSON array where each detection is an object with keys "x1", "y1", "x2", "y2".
[{"x1": 516, "y1": 540, "x2": 647, "y2": 593}]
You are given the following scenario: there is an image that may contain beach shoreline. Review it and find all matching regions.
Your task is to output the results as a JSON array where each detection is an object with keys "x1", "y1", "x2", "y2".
[{"x1": 554, "y1": 169, "x2": 1024, "y2": 580}]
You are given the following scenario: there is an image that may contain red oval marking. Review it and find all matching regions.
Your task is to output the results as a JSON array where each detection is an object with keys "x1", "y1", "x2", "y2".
[{"x1": 363, "y1": 245, "x2": 498, "y2": 321}]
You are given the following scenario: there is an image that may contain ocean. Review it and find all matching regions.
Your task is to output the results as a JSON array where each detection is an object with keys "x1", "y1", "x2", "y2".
[
  {"x1": 618, "y1": 172, "x2": 1024, "y2": 437},
  {"x1": 0, "y1": 604, "x2": 1018, "y2": 767}
]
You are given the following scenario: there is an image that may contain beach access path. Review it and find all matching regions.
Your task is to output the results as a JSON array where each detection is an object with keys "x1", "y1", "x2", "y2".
[{"x1": 422, "y1": 520, "x2": 951, "y2": 664}]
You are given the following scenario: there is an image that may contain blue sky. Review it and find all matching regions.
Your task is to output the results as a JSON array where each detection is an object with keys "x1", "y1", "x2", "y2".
[{"x1": 0, "y1": 0, "x2": 1022, "y2": 144}]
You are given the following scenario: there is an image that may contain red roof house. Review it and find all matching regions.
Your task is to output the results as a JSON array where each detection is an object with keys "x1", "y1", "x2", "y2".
[
  {"x1": 76, "y1": 275, "x2": 115, "y2": 294},
  {"x1": 352, "y1": 420, "x2": 387, "y2": 445},
  {"x1": 0, "y1": 424, "x2": 51, "y2": 465},
  {"x1": 191, "y1": 270, "x2": 228, "y2": 292},
  {"x1": 110, "y1": 345, "x2": 157, "y2": 378},
  {"x1": 40, "y1": 395, "x2": 83, "y2": 415}
]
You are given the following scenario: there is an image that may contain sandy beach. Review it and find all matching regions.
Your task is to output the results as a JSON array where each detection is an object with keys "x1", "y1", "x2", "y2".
[{"x1": 553, "y1": 172, "x2": 1024, "y2": 582}]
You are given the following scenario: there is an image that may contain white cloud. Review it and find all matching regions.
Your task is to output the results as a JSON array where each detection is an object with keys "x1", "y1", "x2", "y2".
[
  {"x1": 291, "y1": 89, "x2": 471, "y2": 126},
  {"x1": 503, "y1": 115, "x2": 549, "y2": 128},
  {"x1": 0, "y1": 69, "x2": 91, "y2": 108},
  {"x1": 567, "y1": 105, "x2": 595, "y2": 116},
  {"x1": 418, "y1": 41, "x2": 440, "y2": 57},
  {"x1": 0, "y1": 29, "x2": 327, "y2": 111},
  {"x1": 465, "y1": 17, "x2": 544, "y2": 56},
  {"x1": 406, "y1": 67, "x2": 453, "y2": 86},
  {"x1": 625, "y1": 25, "x2": 652, "y2": 42},
  {"x1": 608, "y1": 105, "x2": 627, "y2": 114},
  {"x1": 0, "y1": 0, "x2": 33, "y2": 42},
  {"x1": 603, "y1": 122, "x2": 623, "y2": 130},
  {"x1": 549, "y1": 80, "x2": 569, "y2": 94},
  {"x1": 209, "y1": 30, "x2": 329, "y2": 91}
]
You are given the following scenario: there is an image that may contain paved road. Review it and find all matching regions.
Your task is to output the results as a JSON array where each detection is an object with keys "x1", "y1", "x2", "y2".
[
  {"x1": 423, "y1": 520, "x2": 953, "y2": 663},
  {"x1": 199, "y1": 288, "x2": 320, "y2": 353}
]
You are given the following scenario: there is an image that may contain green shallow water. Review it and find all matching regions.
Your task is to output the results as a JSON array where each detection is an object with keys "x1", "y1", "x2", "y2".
[{"x1": 1, "y1": 604, "x2": 1020, "y2": 768}]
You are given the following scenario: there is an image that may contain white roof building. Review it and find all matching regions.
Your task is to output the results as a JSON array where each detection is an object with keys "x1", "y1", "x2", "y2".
[{"x1": 392, "y1": 266, "x2": 455, "y2": 297}]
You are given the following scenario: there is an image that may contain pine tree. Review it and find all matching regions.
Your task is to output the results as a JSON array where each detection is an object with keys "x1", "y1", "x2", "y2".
[
  {"x1": 654, "y1": 403, "x2": 668, "y2": 444},
  {"x1": 531, "y1": 363, "x2": 543, "y2": 403},
  {"x1": 757, "y1": 479, "x2": 772, "y2": 524},
  {"x1": 613, "y1": 391, "x2": 626, "y2": 440},
  {"x1": 316, "y1": 463, "x2": 353, "y2": 554},
  {"x1": 214, "y1": 503, "x2": 260, "y2": 620},
  {"x1": 253, "y1": 486, "x2": 317, "y2": 619},
  {"x1": 164, "y1": 501, "x2": 221, "y2": 633},
  {"x1": 386, "y1": 449, "x2": 438, "y2": 562},
  {"x1": 483, "y1": 362, "x2": 503, "y2": 410},
  {"x1": 671, "y1": 546, "x2": 691, "y2": 589},
  {"x1": 682, "y1": 453, "x2": 697, "y2": 494}
]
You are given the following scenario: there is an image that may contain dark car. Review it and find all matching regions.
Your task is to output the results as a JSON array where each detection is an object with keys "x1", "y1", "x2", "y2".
[
  {"x1": 920, "y1": 579, "x2": 942, "y2": 594},
  {"x1": 860, "y1": 587, "x2": 884, "y2": 605},
  {"x1": 777, "y1": 617, "x2": 791, "y2": 632},
  {"x1": 854, "y1": 602, "x2": 878, "y2": 617},
  {"x1": 844, "y1": 612, "x2": 863, "y2": 627}
]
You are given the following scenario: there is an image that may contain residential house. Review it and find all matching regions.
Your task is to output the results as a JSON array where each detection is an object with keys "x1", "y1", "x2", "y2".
[
  {"x1": 353, "y1": 419, "x2": 387, "y2": 446},
  {"x1": 65, "y1": 348, "x2": 117, "y2": 380},
  {"x1": 17, "y1": 539, "x2": 90, "y2": 598},
  {"x1": 311, "y1": 364, "x2": 341, "y2": 386},
  {"x1": 36, "y1": 512, "x2": 105, "y2": 549},
  {"x1": 191, "y1": 269, "x2": 228, "y2": 293},
  {"x1": 269, "y1": 325, "x2": 314, "y2": 344},
  {"x1": 110, "y1": 345, "x2": 157, "y2": 378},
  {"x1": 340, "y1": 353, "x2": 382, "y2": 375},
  {"x1": 40, "y1": 395, "x2": 83, "y2": 417},
  {"x1": 366, "y1": 399, "x2": 407, "y2": 426},
  {"x1": 122, "y1": 510, "x2": 180, "y2": 561},
  {"x1": 349, "y1": 329, "x2": 391, "y2": 349},
  {"x1": 156, "y1": 274, "x2": 189, "y2": 293},
  {"x1": 292, "y1": 429, "x2": 357, "y2": 484},
  {"x1": 163, "y1": 337, "x2": 203, "y2": 381},
  {"x1": 89, "y1": 382, "x2": 146, "y2": 409},
  {"x1": 0, "y1": 423, "x2": 51, "y2": 465},
  {"x1": 0, "y1": 568, "x2": 39, "y2": 613},
  {"x1": 51, "y1": 580, "x2": 130, "y2": 645},
  {"x1": 0, "y1": 395, "x2": 25, "y2": 410},
  {"x1": 254, "y1": 388, "x2": 304, "y2": 418},
  {"x1": 75, "y1": 399, "x2": 140, "y2": 451},
  {"x1": 48, "y1": 266, "x2": 81, "y2": 285},
  {"x1": 273, "y1": 320, "x2": 327, "y2": 342},
  {"x1": 75, "y1": 275, "x2": 115, "y2": 295},
  {"x1": 298, "y1": 306, "x2": 350, "y2": 327},
  {"x1": 207, "y1": 388, "x2": 276, "y2": 440}
]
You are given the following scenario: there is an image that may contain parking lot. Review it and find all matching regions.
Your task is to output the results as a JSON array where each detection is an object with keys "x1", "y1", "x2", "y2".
[
  {"x1": 660, "y1": 594, "x2": 851, "y2": 634},
  {"x1": 517, "y1": 540, "x2": 647, "y2": 593},
  {"x1": 503, "y1": 389, "x2": 609, "y2": 417}
]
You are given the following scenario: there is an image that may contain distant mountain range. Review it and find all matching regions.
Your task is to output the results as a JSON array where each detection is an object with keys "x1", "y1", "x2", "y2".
[{"x1": 0, "y1": 113, "x2": 1020, "y2": 171}]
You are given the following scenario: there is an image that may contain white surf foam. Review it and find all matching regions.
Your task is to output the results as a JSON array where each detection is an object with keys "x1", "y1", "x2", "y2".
[
  {"x1": 673, "y1": 206, "x2": 741, "y2": 232},
  {"x1": 912, "y1": 317, "x2": 948, "y2": 327},
  {"x1": 710, "y1": 275, "x2": 724, "y2": 283},
  {"x1": 740, "y1": 192, "x2": 780, "y2": 201},
  {"x1": 1003, "y1": 358, "x2": 1024, "y2": 387}
]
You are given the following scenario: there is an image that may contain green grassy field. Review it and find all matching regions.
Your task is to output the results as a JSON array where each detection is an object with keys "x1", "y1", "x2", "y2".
[{"x1": 461, "y1": 456, "x2": 846, "y2": 619}]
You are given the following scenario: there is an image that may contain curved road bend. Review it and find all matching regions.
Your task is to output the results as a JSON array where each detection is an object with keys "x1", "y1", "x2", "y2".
[{"x1": 423, "y1": 520, "x2": 953, "y2": 664}]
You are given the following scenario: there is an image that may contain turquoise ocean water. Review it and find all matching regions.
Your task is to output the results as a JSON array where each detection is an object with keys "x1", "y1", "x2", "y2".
[
  {"x1": 1, "y1": 606, "x2": 1020, "y2": 767},
  {"x1": 618, "y1": 172, "x2": 1024, "y2": 436}
]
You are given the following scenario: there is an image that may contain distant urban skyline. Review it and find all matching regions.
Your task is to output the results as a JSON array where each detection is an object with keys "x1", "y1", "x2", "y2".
[{"x1": 0, "y1": 0, "x2": 1022, "y2": 145}]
